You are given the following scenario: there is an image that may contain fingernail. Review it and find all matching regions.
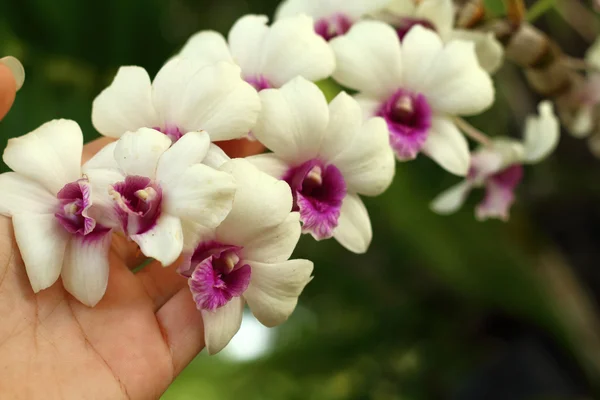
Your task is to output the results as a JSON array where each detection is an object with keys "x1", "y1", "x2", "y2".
[{"x1": 0, "y1": 56, "x2": 25, "y2": 91}]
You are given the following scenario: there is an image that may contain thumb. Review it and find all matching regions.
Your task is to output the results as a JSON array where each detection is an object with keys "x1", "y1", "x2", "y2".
[{"x1": 0, "y1": 56, "x2": 25, "y2": 121}]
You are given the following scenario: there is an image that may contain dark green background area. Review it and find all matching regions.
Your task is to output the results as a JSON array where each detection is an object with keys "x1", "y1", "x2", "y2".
[{"x1": 2, "y1": 0, "x2": 600, "y2": 398}]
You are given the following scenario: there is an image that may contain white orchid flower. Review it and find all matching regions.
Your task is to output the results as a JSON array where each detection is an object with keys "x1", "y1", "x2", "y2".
[
  {"x1": 178, "y1": 159, "x2": 313, "y2": 355},
  {"x1": 246, "y1": 77, "x2": 395, "y2": 254},
  {"x1": 84, "y1": 128, "x2": 237, "y2": 266},
  {"x1": 378, "y1": 0, "x2": 504, "y2": 73},
  {"x1": 431, "y1": 101, "x2": 560, "y2": 221},
  {"x1": 330, "y1": 23, "x2": 495, "y2": 176},
  {"x1": 0, "y1": 119, "x2": 115, "y2": 306},
  {"x1": 275, "y1": 0, "x2": 392, "y2": 40},
  {"x1": 92, "y1": 58, "x2": 260, "y2": 143},
  {"x1": 178, "y1": 14, "x2": 335, "y2": 91}
]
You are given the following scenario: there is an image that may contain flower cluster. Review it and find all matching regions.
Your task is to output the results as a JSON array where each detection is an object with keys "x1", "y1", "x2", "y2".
[{"x1": 0, "y1": 0, "x2": 563, "y2": 353}]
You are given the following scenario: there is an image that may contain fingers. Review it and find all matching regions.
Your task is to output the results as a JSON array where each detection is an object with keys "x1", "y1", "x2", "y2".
[
  {"x1": 0, "y1": 65, "x2": 17, "y2": 121},
  {"x1": 155, "y1": 288, "x2": 205, "y2": 375},
  {"x1": 135, "y1": 258, "x2": 188, "y2": 311},
  {"x1": 217, "y1": 138, "x2": 265, "y2": 158}
]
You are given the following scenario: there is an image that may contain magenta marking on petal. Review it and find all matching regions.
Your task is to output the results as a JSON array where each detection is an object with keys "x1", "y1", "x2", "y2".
[
  {"x1": 245, "y1": 75, "x2": 273, "y2": 91},
  {"x1": 181, "y1": 242, "x2": 251, "y2": 311},
  {"x1": 154, "y1": 125, "x2": 183, "y2": 142},
  {"x1": 476, "y1": 165, "x2": 524, "y2": 221},
  {"x1": 377, "y1": 89, "x2": 432, "y2": 160},
  {"x1": 55, "y1": 177, "x2": 96, "y2": 236},
  {"x1": 395, "y1": 18, "x2": 437, "y2": 41},
  {"x1": 110, "y1": 175, "x2": 162, "y2": 235},
  {"x1": 314, "y1": 13, "x2": 353, "y2": 41},
  {"x1": 283, "y1": 159, "x2": 347, "y2": 240}
]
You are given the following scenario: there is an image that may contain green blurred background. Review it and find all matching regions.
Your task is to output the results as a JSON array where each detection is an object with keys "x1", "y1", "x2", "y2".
[{"x1": 2, "y1": 0, "x2": 600, "y2": 398}]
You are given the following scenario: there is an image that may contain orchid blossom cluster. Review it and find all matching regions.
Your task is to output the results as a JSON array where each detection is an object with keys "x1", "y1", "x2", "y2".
[{"x1": 0, "y1": 0, "x2": 562, "y2": 354}]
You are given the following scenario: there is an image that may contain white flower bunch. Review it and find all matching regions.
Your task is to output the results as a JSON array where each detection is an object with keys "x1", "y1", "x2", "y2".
[{"x1": 0, "y1": 0, "x2": 562, "y2": 353}]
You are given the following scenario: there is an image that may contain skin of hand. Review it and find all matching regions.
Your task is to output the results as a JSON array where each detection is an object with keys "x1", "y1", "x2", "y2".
[
  {"x1": 0, "y1": 64, "x2": 17, "y2": 120},
  {"x1": 0, "y1": 68, "x2": 266, "y2": 398}
]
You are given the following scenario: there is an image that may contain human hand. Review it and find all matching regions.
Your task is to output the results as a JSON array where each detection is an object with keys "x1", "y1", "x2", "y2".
[
  {"x1": 0, "y1": 57, "x2": 25, "y2": 121},
  {"x1": 0, "y1": 133, "x2": 264, "y2": 399}
]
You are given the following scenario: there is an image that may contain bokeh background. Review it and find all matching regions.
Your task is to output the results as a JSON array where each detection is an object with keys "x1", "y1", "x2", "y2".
[{"x1": 2, "y1": 0, "x2": 600, "y2": 398}]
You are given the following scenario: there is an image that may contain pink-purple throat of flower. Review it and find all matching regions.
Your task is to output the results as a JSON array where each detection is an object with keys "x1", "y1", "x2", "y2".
[
  {"x1": 179, "y1": 242, "x2": 251, "y2": 311},
  {"x1": 378, "y1": 89, "x2": 432, "y2": 160},
  {"x1": 110, "y1": 175, "x2": 163, "y2": 236},
  {"x1": 284, "y1": 159, "x2": 347, "y2": 240}
]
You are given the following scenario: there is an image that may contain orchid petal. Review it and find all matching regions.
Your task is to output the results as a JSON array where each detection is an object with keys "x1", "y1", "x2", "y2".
[
  {"x1": 216, "y1": 159, "x2": 293, "y2": 245},
  {"x1": 244, "y1": 259, "x2": 313, "y2": 327},
  {"x1": 332, "y1": 194, "x2": 372, "y2": 254},
  {"x1": 61, "y1": 229, "x2": 112, "y2": 307},
  {"x1": 253, "y1": 77, "x2": 329, "y2": 163},
  {"x1": 228, "y1": 15, "x2": 270, "y2": 78},
  {"x1": 422, "y1": 116, "x2": 470, "y2": 176},
  {"x1": 92, "y1": 67, "x2": 159, "y2": 138},
  {"x1": 244, "y1": 153, "x2": 289, "y2": 179},
  {"x1": 113, "y1": 128, "x2": 171, "y2": 178},
  {"x1": 330, "y1": 21, "x2": 403, "y2": 99},
  {"x1": 162, "y1": 163, "x2": 236, "y2": 230},
  {"x1": 156, "y1": 131, "x2": 211, "y2": 184},
  {"x1": 449, "y1": 30, "x2": 504, "y2": 74},
  {"x1": 3, "y1": 119, "x2": 83, "y2": 194},
  {"x1": 201, "y1": 296, "x2": 244, "y2": 355},
  {"x1": 13, "y1": 213, "x2": 69, "y2": 292},
  {"x1": 178, "y1": 31, "x2": 233, "y2": 66},
  {"x1": 0, "y1": 172, "x2": 56, "y2": 216},
  {"x1": 131, "y1": 213, "x2": 183, "y2": 266},
  {"x1": 430, "y1": 180, "x2": 473, "y2": 215},
  {"x1": 523, "y1": 101, "x2": 560, "y2": 164},
  {"x1": 242, "y1": 212, "x2": 301, "y2": 264}
]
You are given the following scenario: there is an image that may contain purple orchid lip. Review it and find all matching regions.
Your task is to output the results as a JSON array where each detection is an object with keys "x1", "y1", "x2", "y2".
[
  {"x1": 180, "y1": 241, "x2": 251, "y2": 311},
  {"x1": 283, "y1": 159, "x2": 347, "y2": 240},
  {"x1": 474, "y1": 163, "x2": 524, "y2": 221},
  {"x1": 154, "y1": 125, "x2": 183, "y2": 142},
  {"x1": 377, "y1": 89, "x2": 432, "y2": 160},
  {"x1": 395, "y1": 18, "x2": 437, "y2": 41},
  {"x1": 55, "y1": 177, "x2": 96, "y2": 235},
  {"x1": 245, "y1": 75, "x2": 273, "y2": 91},
  {"x1": 110, "y1": 175, "x2": 163, "y2": 236},
  {"x1": 314, "y1": 13, "x2": 353, "y2": 41}
]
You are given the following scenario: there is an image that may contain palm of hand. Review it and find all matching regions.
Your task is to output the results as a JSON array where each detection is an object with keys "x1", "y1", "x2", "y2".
[{"x1": 0, "y1": 215, "x2": 205, "y2": 399}]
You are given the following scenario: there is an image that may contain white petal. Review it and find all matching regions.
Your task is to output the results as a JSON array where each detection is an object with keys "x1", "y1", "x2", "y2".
[
  {"x1": 162, "y1": 164, "x2": 236, "y2": 230},
  {"x1": 330, "y1": 21, "x2": 402, "y2": 98},
  {"x1": 0, "y1": 172, "x2": 56, "y2": 215},
  {"x1": 422, "y1": 116, "x2": 470, "y2": 176},
  {"x1": 449, "y1": 30, "x2": 504, "y2": 74},
  {"x1": 415, "y1": 0, "x2": 454, "y2": 38},
  {"x1": 253, "y1": 77, "x2": 329, "y2": 163},
  {"x1": 318, "y1": 91, "x2": 363, "y2": 161},
  {"x1": 178, "y1": 31, "x2": 233, "y2": 66},
  {"x1": 400, "y1": 25, "x2": 444, "y2": 94},
  {"x1": 244, "y1": 153, "x2": 289, "y2": 178},
  {"x1": 569, "y1": 105, "x2": 594, "y2": 139},
  {"x1": 61, "y1": 230, "x2": 111, "y2": 307},
  {"x1": 332, "y1": 194, "x2": 372, "y2": 254},
  {"x1": 131, "y1": 213, "x2": 183, "y2": 266},
  {"x1": 216, "y1": 159, "x2": 293, "y2": 245},
  {"x1": 244, "y1": 259, "x2": 313, "y2": 327},
  {"x1": 385, "y1": 0, "x2": 417, "y2": 16},
  {"x1": 201, "y1": 296, "x2": 244, "y2": 355},
  {"x1": 13, "y1": 213, "x2": 69, "y2": 292},
  {"x1": 228, "y1": 15, "x2": 270, "y2": 77},
  {"x1": 92, "y1": 67, "x2": 159, "y2": 138},
  {"x1": 420, "y1": 37, "x2": 495, "y2": 115},
  {"x1": 331, "y1": 116, "x2": 395, "y2": 196},
  {"x1": 152, "y1": 59, "x2": 261, "y2": 141},
  {"x1": 276, "y1": 0, "x2": 323, "y2": 19},
  {"x1": 181, "y1": 220, "x2": 215, "y2": 252},
  {"x1": 523, "y1": 101, "x2": 560, "y2": 164},
  {"x1": 430, "y1": 180, "x2": 472, "y2": 215},
  {"x1": 203, "y1": 144, "x2": 231, "y2": 169},
  {"x1": 4, "y1": 119, "x2": 83, "y2": 194},
  {"x1": 259, "y1": 15, "x2": 335, "y2": 87},
  {"x1": 156, "y1": 131, "x2": 211, "y2": 183},
  {"x1": 242, "y1": 212, "x2": 301, "y2": 264},
  {"x1": 82, "y1": 142, "x2": 119, "y2": 171},
  {"x1": 113, "y1": 128, "x2": 171, "y2": 178}
]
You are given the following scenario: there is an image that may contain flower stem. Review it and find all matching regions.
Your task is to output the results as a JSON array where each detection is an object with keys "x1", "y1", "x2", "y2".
[
  {"x1": 454, "y1": 117, "x2": 493, "y2": 147},
  {"x1": 527, "y1": 0, "x2": 556, "y2": 22}
]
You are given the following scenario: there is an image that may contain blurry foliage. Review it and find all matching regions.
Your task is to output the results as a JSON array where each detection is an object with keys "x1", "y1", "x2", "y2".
[{"x1": 2, "y1": 0, "x2": 600, "y2": 399}]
